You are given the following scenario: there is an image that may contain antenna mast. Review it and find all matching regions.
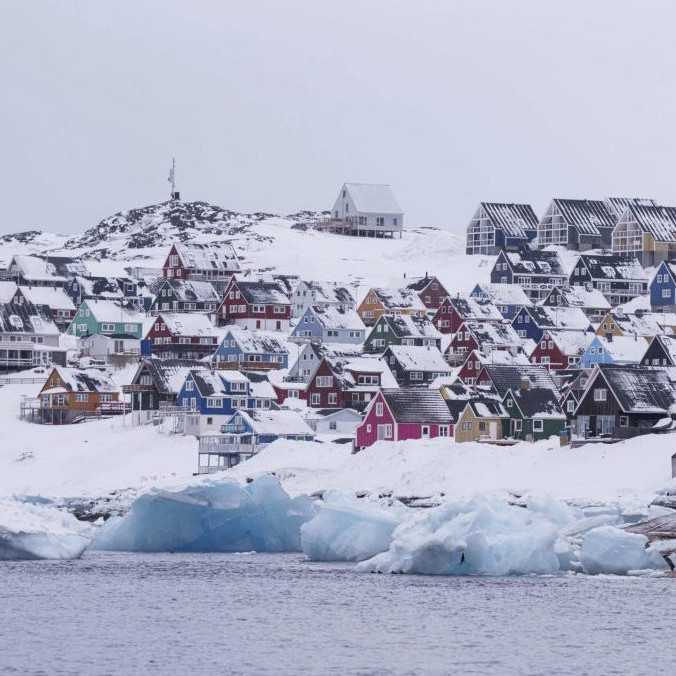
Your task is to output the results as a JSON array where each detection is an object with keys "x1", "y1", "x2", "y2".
[{"x1": 168, "y1": 157, "x2": 178, "y2": 200}]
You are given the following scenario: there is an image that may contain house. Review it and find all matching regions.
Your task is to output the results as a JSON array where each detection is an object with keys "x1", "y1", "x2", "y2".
[
  {"x1": 640, "y1": 334, "x2": 676, "y2": 367},
  {"x1": 212, "y1": 327, "x2": 290, "y2": 370},
  {"x1": 80, "y1": 333, "x2": 140, "y2": 362},
  {"x1": 511, "y1": 305, "x2": 592, "y2": 343},
  {"x1": 596, "y1": 309, "x2": 665, "y2": 341},
  {"x1": 502, "y1": 384, "x2": 566, "y2": 441},
  {"x1": 291, "y1": 305, "x2": 365, "y2": 345},
  {"x1": 649, "y1": 261, "x2": 676, "y2": 313},
  {"x1": 470, "y1": 283, "x2": 532, "y2": 321},
  {"x1": 37, "y1": 366, "x2": 120, "y2": 424},
  {"x1": 292, "y1": 280, "x2": 356, "y2": 318},
  {"x1": 572, "y1": 364, "x2": 676, "y2": 439},
  {"x1": 465, "y1": 202, "x2": 538, "y2": 255},
  {"x1": 124, "y1": 358, "x2": 209, "y2": 410},
  {"x1": 476, "y1": 364, "x2": 561, "y2": 399},
  {"x1": 11, "y1": 286, "x2": 76, "y2": 330},
  {"x1": 145, "y1": 312, "x2": 220, "y2": 360},
  {"x1": 580, "y1": 335, "x2": 646, "y2": 368},
  {"x1": 454, "y1": 400, "x2": 510, "y2": 443},
  {"x1": 491, "y1": 248, "x2": 566, "y2": 302},
  {"x1": 303, "y1": 408, "x2": 362, "y2": 436},
  {"x1": 285, "y1": 343, "x2": 362, "y2": 384},
  {"x1": 323, "y1": 182, "x2": 404, "y2": 238},
  {"x1": 0, "y1": 300, "x2": 65, "y2": 371},
  {"x1": 5, "y1": 255, "x2": 67, "y2": 287},
  {"x1": 197, "y1": 409, "x2": 315, "y2": 472},
  {"x1": 568, "y1": 254, "x2": 647, "y2": 307},
  {"x1": 432, "y1": 294, "x2": 503, "y2": 334},
  {"x1": 364, "y1": 314, "x2": 441, "y2": 353},
  {"x1": 150, "y1": 278, "x2": 220, "y2": 315},
  {"x1": 612, "y1": 203, "x2": 676, "y2": 267},
  {"x1": 383, "y1": 344, "x2": 452, "y2": 387},
  {"x1": 355, "y1": 389, "x2": 452, "y2": 450},
  {"x1": 536, "y1": 198, "x2": 617, "y2": 250},
  {"x1": 445, "y1": 320, "x2": 523, "y2": 366},
  {"x1": 405, "y1": 274, "x2": 449, "y2": 310},
  {"x1": 529, "y1": 329, "x2": 591, "y2": 370},
  {"x1": 457, "y1": 348, "x2": 530, "y2": 385},
  {"x1": 217, "y1": 277, "x2": 291, "y2": 332},
  {"x1": 356, "y1": 287, "x2": 427, "y2": 326},
  {"x1": 67, "y1": 299, "x2": 144, "y2": 339},
  {"x1": 540, "y1": 286, "x2": 610, "y2": 323},
  {"x1": 162, "y1": 242, "x2": 240, "y2": 292}
]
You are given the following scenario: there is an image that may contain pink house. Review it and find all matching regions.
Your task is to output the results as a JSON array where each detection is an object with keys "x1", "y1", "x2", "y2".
[{"x1": 355, "y1": 388, "x2": 453, "y2": 450}]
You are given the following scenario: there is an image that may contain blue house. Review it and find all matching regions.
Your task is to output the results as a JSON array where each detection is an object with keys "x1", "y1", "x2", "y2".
[
  {"x1": 511, "y1": 305, "x2": 592, "y2": 343},
  {"x1": 213, "y1": 327, "x2": 289, "y2": 370},
  {"x1": 290, "y1": 305, "x2": 365, "y2": 345},
  {"x1": 579, "y1": 335, "x2": 648, "y2": 368},
  {"x1": 490, "y1": 248, "x2": 566, "y2": 302},
  {"x1": 650, "y1": 261, "x2": 676, "y2": 312},
  {"x1": 470, "y1": 283, "x2": 532, "y2": 321},
  {"x1": 465, "y1": 202, "x2": 538, "y2": 255}
]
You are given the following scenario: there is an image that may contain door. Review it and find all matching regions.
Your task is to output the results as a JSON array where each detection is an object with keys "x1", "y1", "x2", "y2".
[
  {"x1": 489, "y1": 421, "x2": 497, "y2": 439},
  {"x1": 421, "y1": 425, "x2": 430, "y2": 439}
]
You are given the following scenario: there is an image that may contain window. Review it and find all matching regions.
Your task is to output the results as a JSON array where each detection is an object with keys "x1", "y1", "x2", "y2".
[
  {"x1": 377, "y1": 423, "x2": 393, "y2": 439},
  {"x1": 311, "y1": 393, "x2": 321, "y2": 406},
  {"x1": 328, "y1": 392, "x2": 337, "y2": 405},
  {"x1": 657, "y1": 274, "x2": 663, "y2": 283},
  {"x1": 513, "y1": 419, "x2": 522, "y2": 432},
  {"x1": 75, "y1": 393, "x2": 88, "y2": 402},
  {"x1": 185, "y1": 380, "x2": 194, "y2": 391},
  {"x1": 478, "y1": 421, "x2": 486, "y2": 432},
  {"x1": 329, "y1": 421, "x2": 337, "y2": 431},
  {"x1": 273, "y1": 306, "x2": 286, "y2": 314},
  {"x1": 206, "y1": 397, "x2": 223, "y2": 408},
  {"x1": 438, "y1": 425, "x2": 449, "y2": 437},
  {"x1": 662, "y1": 288, "x2": 672, "y2": 298},
  {"x1": 462, "y1": 421, "x2": 472, "y2": 431},
  {"x1": 410, "y1": 371, "x2": 423, "y2": 381},
  {"x1": 376, "y1": 402, "x2": 384, "y2": 417},
  {"x1": 506, "y1": 399, "x2": 512, "y2": 408},
  {"x1": 206, "y1": 417, "x2": 213, "y2": 425},
  {"x1": 533, "y1": 419, "x2": 543, "y2": 432},
  {"x1": 101, "y1": 323, "x2": 115, "y2": 333},
  {"x1": 124, "y1": 324, "x2": 137, "y2": 334},
  {"x1": 316, "y1": 375, "x2": 333, "y2": 388},
  {"x1": 619, "y1": 416, "x2": 628, "y2": 427},
  {"x1": 253, "y1": 305, "x2": 265, "y2": 313},
  {"x1": 594, "y1": 388, "x2": 607, "y2": 402},
  {"x1": 567, "y1": 399, "x2": 575, "y2": 413}
]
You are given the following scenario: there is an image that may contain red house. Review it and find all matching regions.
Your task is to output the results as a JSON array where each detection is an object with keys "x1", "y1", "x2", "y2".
[
  {"x1": 306, "y1": 358, "x2": 344, "y2": 409},
  {"x1": 432, "y1": 295, "x2": 503, "y2": 334},
  {"x1": 162, "y1": 242, "x2": 240, "y2": 286},
  {"x1": 217, "y1": 277, "x2": 291, "y2": 332},
  {"x1": 529, "y1": 330, "x2": 589, "y2": 370},
  {"x1": 457, "y1": 349, "x2": 530, "y2": 384},
  {"x1": 355, "y1": 389, "x2": 453, "y2": 450},
  {"x1": 406, "y1": 275, "x2": 449, "y2": 310},
  {"x1": 145, "y1": 313, "x2": 219, "y2": 360},
  {"x1": 445, "y1": 320, "x2": 522, "y2": 366}
]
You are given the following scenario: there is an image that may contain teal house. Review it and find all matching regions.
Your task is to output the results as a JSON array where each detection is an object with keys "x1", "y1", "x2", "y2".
[{"x1": 68, "y1": 299, "x2": 144, "y2": 338}]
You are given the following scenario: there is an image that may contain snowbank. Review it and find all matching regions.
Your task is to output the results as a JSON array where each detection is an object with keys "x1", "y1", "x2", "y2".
[
  {"x1": 0, "y1": 499, "x2": 91, "y2": 560},
  {"x1": 93, "y1": 475, "x2": 316, "y2": 553}
]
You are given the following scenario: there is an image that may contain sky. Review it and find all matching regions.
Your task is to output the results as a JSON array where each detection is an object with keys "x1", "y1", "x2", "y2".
[{"x1": 2, "y1": 0, "x2": 676, "y2": 235}]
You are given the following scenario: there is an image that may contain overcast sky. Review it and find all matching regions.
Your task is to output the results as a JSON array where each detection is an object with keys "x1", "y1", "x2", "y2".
[{"x1": 2, "y1": 0, "x2": 676, "y2": 235}]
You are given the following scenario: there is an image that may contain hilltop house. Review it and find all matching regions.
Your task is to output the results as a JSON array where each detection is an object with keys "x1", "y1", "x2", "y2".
[
  {"x1": 291, "y1": 280, "x2": 356, "y2": 318},
  {"x1": 323, "y1": 182, "x2": 404, "y2": 238},
  {"x1": 357, "y1": 287, "x2": 427, "y2": 326},
  {"x1": 212, "y1": 327, "x2": 290, "y2": 370},
  {"x1": 568, "y1": 254, "x2": 647, "y2": 307},
  {"x1": 144, "y1": 313, "x2": 219, "y2": 360},
  {"x1": 290, "y1": 305, "x2": 365, "y2": 345},
  {"x1": 162, "y1": 242, "x2": 240, "y2": 292},
  {"x1": 649, "y1": 261, "x2": 676, "y2": 313},
  {"x1": 432, "y1": 294, "x2": 503, "y2": 334},
  {"x1": 490, "y1": 248, "x2": 566, "y2": 302},
  {"x1": 465, "y1": 202, "x2": 538, "y2": 255},
  {"x1": 67, "y1": 299, "x2": 144, "y2": 339},
  {"x1": 364, "y1": 314, "x2": 441, "y2": 353},
  {"x1": 217, "y1": 278, "x2": 291, "y2": 332},
  {"x1": 405, "y1": 275, "x2": 449, "y2": 310},
  {"x1": 580, "y1": 335, "x2": 646, "y2": 368},
  {"x1": 470, "y1": 283, "x2": 532, "y2": 321},
  {"x1": 612, "y1": 203, "x2": 676, "y2": 267},
  {"x1": 536, "y1": 198, "x2": 617, "y2": 250},
  {"x1": 355, "y1": 389, "x2": 452, "y2": 450},
  {"x1": 150, "y1": 278, "x2": 220, "y2": 315},
  {"x1": 383, "y1": 345, "x2": 452, "y2": 387}
]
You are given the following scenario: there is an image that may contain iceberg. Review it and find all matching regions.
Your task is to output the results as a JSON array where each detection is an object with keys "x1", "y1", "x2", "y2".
[
  {"x1": 357, "y1": 495, "x2": 563, "y2": 576},
  {"x1": 581, "y1": 526, "x2": 668, "y2": 575},
  {"x1": 301, "y1": 491, "x2": 405, "y2": 562},
  {"x1": 93, "y1": 475, "x2": 316, "y2": 553},
  {"x1": 0, "y1": 499, "x2": 91, "y2": 560}
]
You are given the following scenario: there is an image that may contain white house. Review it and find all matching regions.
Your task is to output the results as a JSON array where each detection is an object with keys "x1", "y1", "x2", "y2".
[{"x1": 292, "y1": 280, "x2": 356, "y2": 318}]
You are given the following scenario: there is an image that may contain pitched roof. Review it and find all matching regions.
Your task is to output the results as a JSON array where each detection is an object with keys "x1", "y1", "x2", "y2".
[
  {"x1": 134, "y1": 358, "x2": 209, "y2": 394},
  {"x1": 525, "y1": 305, "x2": 592, "y2": 332},
  {"x1": 225, "y1": 326, "x2": 289, "y2": 353},
  {"x1": 380, "y1": 314, "x2": 440, "y2": 339},
  {"x1": 480, "y1": 202, "x2": 538, "y2": 237},
  {"x1": 328, "y1": 355, "x2": 399, "y2": 389},
  {"x1": 576, "y1": 254, "x2": 647, "y2": 281},
  {"x1": 463, "y1": 320, "x2": 522, "y2": 347},
  {"x1": 160, "y1": 312, "x2": 216, "y2": 336},
  {"x1": 405, "y1": 275, "x2": 444, "y2": 293},
  {"x1": 551, "y1": 199, "x2": 616, "y2": 235},
  {"x1": 480, "y1": 364, "x2": 560, "y2": 397},
  {"x1": 174, "y1": 242, "x2": 240, "y2": 272},
  {"x1": 386, "y1": 345, "x2": 451, "y2": 373},
  {"x1": 310, "y1": 305, "x2": 365, "y2": 332},
  {"x1": 593, "y1": 335, "x2": 647, "y2": 363},
  {"x1": 607, "y1": 310, "x2": 665, "y2": 338},
  {"x1": 651, "y1": 335, "x2": 676, "y2": 364},
  {"x1": 468, "y1": 399, "x2": 509, "y2": 418},
  {"x1": 505, "y1": 249, "x2": 565, "y2": 276},
  {"x1": 622, "y1": 204, "x2": 676, "y2": 242},
  {"x1": 605, "y1": 197, "x2": 658, "y2": 218},
  {"x1": 593, "y1": 364, "x2": 676, "y2": 414},
  {"x1": 0, "y1": 301, "x2": 59, "y2": 335},
  {"x1": 230, "y1": 409, "x2": 314, "y2": 436},
  {"x1": 509, "y1": 386, "x2": 565, "y2": 419},
  {"x1": 161, "y1": 279, "x2": 220, "y2": 302},
  {"x1": 50, "y1": 366, "x2": 117, "y2": 393},
  {"x1": 544, "y1": 329, "x2": 591, "y2": 356},
  {"x1": 371, "y1": 287, "x2": 426, "y2": 311},
  {"x1": 17, "y1": 286, "x2": 75, "y2": 310},
  {"x1": 237, "y1": 279, "x2": 290, "y2": 305},
  {"x1": 545, "y1": 286, "x2": 610, "y2": 311},
  {"x1": 10, "y1": 255, "x2": 67, "y2": 282},
  {"x1": 472, "y1": 283, "x2": 532, "y2": 307},
  {"x1": 381, "y1": 388, "x2": 453, "y2": 424},
  {"x1": 449, "y1": 294, "x2": 503, "y2": 322},
  {"x1": 343, "y1": 183, "x2": 402, "y2": 214},
  {"x1": 84, "y1": 299, "x2": 144, "y2": 323},
  {"x1": 301, "y1": 281, "x2": 355, "y2": 306}
]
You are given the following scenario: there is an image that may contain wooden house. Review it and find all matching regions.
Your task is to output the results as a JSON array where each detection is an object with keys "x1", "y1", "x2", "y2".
[
  {"x1": 511, "y1": 305, "x2": 592, "y2": 343},
  {"x1": 454, "y1": 400, "x2": 510, "y2": 443},
  {"x1": 568, "y1": 254, "x2": 647, "y2": 307},
  {"x1": 536, "y1": 198, "x2": 617, "y2": 250},
  {"x1": 465, "y1": 202, "x2": 538, "y2": 255},
  {"x1": 6, "y1": 255, "x2": 67, "y2": 287},
  {"x1": 476, "y1": 364, "x2": 560, "y2": 399},
  {"x1": 432, "y1": 294, "x2": 502, "y2": 334},
  {"x1": 11, "y1": 286, "x2": 76, "y2": 330},
  {"x1": 383, "y1": 344, "x2": 451, "y2": 387},
  {"x1": 470, "y1": 283, "x2": 532, "y2": 321},
  {"x1": 162, "y1": 242, "x2": 240, "y2": 292},
  {"x1": 457, "y1": 349, "x2": 530, "y2": 385},
  {"x1": 67, "y1": 299, "x2": 144, "y2": 340},
  {"x1": 150, "y1": 278, "x2": 220, "y2": 315},
  {"x1": 640, "y1": 334, "x2": 676, "y2": 367},
  {"x1": 490, "y1": 248, "x2": 566, "y2": 302},
  {"x1": 292, "y1": 280, "x2": 356, "y2": 318},
  {"x1": 356, "y1": 287, "x2": 427, "y2": 326},
  {"x1": 580, "y1": 335, "x2": 646, "y2": 368},
  {"x1": 540, "y1": 285, "x2": 610, "y2": 323},
  {"x1": 355, "y1": 389, "x2": 452, "y2": 450},
  {"x1": 364, "y1": 313, "x2": 441, "y2": 353},
  {"x1": 529, "y1": 329, "x2": 591, "y2": 370},
  {"x1": 502, "y1": 383, "x2": 566, "y2": 441},
  {"x1": 596, "y1": 309, "x2": 665, "y2": 341},
  {"x1": 145, "y1": 312, "x2": 219, "y2": 360},
  {"x1": 612, "y1": 203, "x2": 676, "y2": 267},
  {"x1": 649, "y1": 261, "x2": 676, "y2": 313},
  {"x1": 445, "y1": 320, "x2": 522, "y2": 366},
  {"x1": 37, "y1": 366, "x2": 120, "y2": 424},
  {"x1": 217, "y1": 277, "x2": 291, "y2": 332},
  {"x1": 291, "y1": 305, "x2": 365, "y2": 345},
  {"x1": 572, "y1": 364, "x2": 676, "y2": 439},
  {"x1": 213, "y1": 327, "x2": 290, "y2": 370},
  {"x1": 303, "y1": 408, "x2": 363, "y2": 436},
  {"x1": 405, "y1": 274, "x2": 449, "y2": 310}
]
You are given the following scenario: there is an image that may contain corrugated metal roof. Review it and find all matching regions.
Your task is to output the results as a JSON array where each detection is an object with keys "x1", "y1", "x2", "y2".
[
  {"x1": 552, "y1": 199, "x2": 616, "y2": 236},
  {"x1": 623, "y1": 204, "x2": 676, "y2": 242},
  {"x1": 382, "y1": 388, "x2": 453, "y2": 423},
  {"x1": 481, "y1": 202, "x2": 538, "y2": 238}
]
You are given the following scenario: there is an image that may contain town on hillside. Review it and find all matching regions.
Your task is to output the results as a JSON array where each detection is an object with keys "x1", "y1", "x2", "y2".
[{"x1": 4, "y1": 186, "x2": 676, "y2": 475}]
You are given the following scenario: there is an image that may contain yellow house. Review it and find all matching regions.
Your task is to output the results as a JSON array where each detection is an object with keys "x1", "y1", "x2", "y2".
[{"x1": 455, "y1": 400, "x2": 509, "y2": 443}]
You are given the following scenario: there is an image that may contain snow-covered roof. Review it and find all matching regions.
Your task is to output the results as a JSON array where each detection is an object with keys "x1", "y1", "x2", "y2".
[
  {"x1": 508, "y1": 385, "x2": 565, "y2": 419},
  {"x1": 232, "y1": 409, "x2": 315, "y2": 436},
  {"x1": 652, "y1": 335, "x2": 676, "y2": 364},
  {"x1": 593, "y1": 335, "x2": 647, "y2": 363},
  {"x1": 10, "y1": 255, "x2": 67, "y2": 282},
  {"x1": 49, "y1": 366, "x2": 118, "y2": 393},
  {"x1": 160, "y1": 312, "x2": 216, "y2": 336},
  {"x1": 134, "y1": 358, "x2": 209, "y2": 394},
  {"x1": 471, "y1": 283, "x2": 532, "y2": 307},
  {"x1": 480, "y1": 202, "x2": 538, "y2": 237},
  {"x1": 463, "y1": 320, "x2": 522, "y2": 347},
  {"x1": 480, "y1": 364, "x2": 560, "y2": 397},
  {"x1": 448, "y1": 294, "x2": 503, "y2": 322},
  {"x1": 544, "y1": 330, "x2": 592, "y2": 356},
  {"x1": 386, "y1": 345, "x2": 451, "y2": 373},
  {"x1": 299, "y1": 281, "x2": 355, "y2": 306},
  {"x1": 343, "y1": 183, "x2": 403, "y2": 215},
  {"x1": 174, "y1": 242, "x2": 240, "y2": 272},
  {"x1": 17, "y1": 286, "x2": 75, "y2": 310},
  {"x1": 621, "y1": 204, "x2": 676, "y2": 242},
  {"x1": 608, "y1": 310, "x2": 666, "y2": 338},
  {"x1": 328, "y1": 355, "x2": 399, "y2": 389},
  {"x1": 550, "y1": 199, "x2": 616, "y2": 236},
  {"x1": 591, "y1": 365, "x2": 676, "y2": 414},
  {"x1": 526, "y1": 306, "x2": 592, "y2": 332},
  {"x1": 370, "y1": 287, "x2": 426, "y2": 311},
  {"x1": 310, "y1": 305, "x2": 365, "y2": 331},
  {"x1": 577, "y1": 254, "x2": 647, "y2": 281},
  {"x1": 248, "y1": 379, "x2": 277, "y2": 400},
  {"x1": 504, "y1": 249, "x2": 564, "y2": 276},
  {"x1": 615, "y1": 295, "x2": 651, "y2": 315},
  {"x1": 83, "y1": 299, "x2": 143, "y2": 323},
  {"x1": 160, "y1": 279, "x2": 220, "y2": 302},
  {"x1": 0, "y1": 281, "x2": 17, "y2": 303},
  {"x1": 0, "y1": 302, "x2": 59, "y2": 336},
  {"x1": 225, "y1": 326, "x2": 289, "y2": 354},
  {"x1": 467, "y1": 349, "x2": 530, "y2": 368},
  {"x1": 381, "y1": 388, "x2": 453, "y2": 424},
  {"x1": 546, "y1": 286, "x2": 610, "y2": 311},
  {"x1": 237, "y1": 279, "x2": 290, "y2": 305},
  {"x1": 379, "y1": 314, "x2": 441, "y2": 339},
  {"x1": 605, "y1": 197, "x2": 658, "y2": 218}
]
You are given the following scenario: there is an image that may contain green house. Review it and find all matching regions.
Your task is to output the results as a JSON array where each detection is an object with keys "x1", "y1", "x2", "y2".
[
  {"x1": 502, "y1": 385, "x2": 566, "y2": 441},
  {"x1": 68, "y1": 299, "x2": 144, "y2": 338},
  {"x1": 364, "y1": 314, "x2": 441, "y2": 353}
]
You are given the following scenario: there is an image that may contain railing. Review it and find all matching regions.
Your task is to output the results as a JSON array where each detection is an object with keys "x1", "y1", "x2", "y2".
[{"x1": 198, "y1": 437, "x2": 255, "y2": 453}]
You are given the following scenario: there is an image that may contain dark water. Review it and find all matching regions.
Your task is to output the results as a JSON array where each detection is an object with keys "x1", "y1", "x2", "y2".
[{"x1": 0, "y1": 552, "x2": 674, "y2": 676}]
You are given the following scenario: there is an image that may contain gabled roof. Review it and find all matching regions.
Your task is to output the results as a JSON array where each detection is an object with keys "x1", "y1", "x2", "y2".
[
  {"x1": 467, "y1": 399, "x2": 509, "y2": 418},
  {"x1": 605, "y1": 197, "x2": 658, "y2": 218},
  {"x1": 462, "y1": 320, "x2": 522, "y2": 347},
  {"x1": 370, "y1": 287, "x2": 426, "y2": 311},
  {"x1": 379, "y1": 314, "x2": 440, "y2": 339},
  {"x1": 236, "y1": 279, "x2": 290, "y2": 305},
  {"x1": 310, "y1": 305, "x2": 365, "y2": 332},
  {"x1": 465, "y1": 349, "x2": 530, "y2": 368},
  {"x1": 343, "y1": 183, "x2": 402, "y2": 214},
  {"x1": 386, "y1": 345, "x2": 451, "y2": 373},
  {"x1": 576, "y1": 254, "x2": 647, "y2": 281},
  {"x1": 480, "y1": 202, "x2": 538, "y2": 237},
  {"x1": 47, "y1": 366, "x2": 117, "y2": 394},
  {"x1": 16, "y1": 286, "x2": 75, "y2": 310},
  {"x1": 82, "y1": 299, "x2": 143, "y2": 323},
  {"x1": 471, "y1": 283, "x2": 532, "y2": 307},
  {"x1": 621, "y1": 204, "x2": 676, "y2": 242},
  {"x1": 448, "y1": 294, "x2": 503, "y2": 322},
  {"x1": 480, "y1": 364, "x2": 560, "y2": 397},
  {"x1": 523, "y1": 306, "x2": 592, "y2": 332},
  {"x1": 650, "y1": 334, "x2": 676, "y2": 364},
  {"x1": 381, "y1": 388, "x2": 452, "y2": 424},
  {"x1": 159, "y1": 312, "x2": 216, "y2": 336},
  {"x1": 507, "y1": 386, "x2": 565, "y2": 419},
  {"x1": 327, "y1": 355, "x2": 399, "y2": 389},
  {"x1": 9, "y1": 255, "x2": 67, "y2": 282},
  {"x1": 505, "y1": 248, "x2": 565, "y2": 276},
  {"x1": 405, "y1": 275, "x2": 444, "y2": 293},
  {"x1": 591, "y1": 335, "x2": 647, "y2": 363},
  {"x1": 544, "y1": 286, "x2": 610, "y2": 311},
  {"x1": 551, "y1": 199, "x2": 616, "y2": 235},
  {"x1": 605, "y1": 310, "x2": 665, "y2": 338},
  {"x1": 543, "y1": 330, "x2": 591, "y2": 357},
  {"x1": 133, "y1": 358, "x2": 209, "y2": 394},
  {"x1": 300, "y1": 280, "x2": 355, "y2": 306},
  {"x1": 160, "y1": 279, "x2": 220, "y2": 303},
  {"x1": 229, "y1": 409, "x2": 314, "y2": 436},
  {"x1": 190, "y1": 370, "x2": 240, "y2": 397},
  {"x1": 0, "y1": 301, "x2": 59, "y2": 335},
  {"x1": 225, "y1": 326, "x2": 289, "y2": 354},
  {"x1": 174, "y1": 242, "x2": 240, "y2": 272}
]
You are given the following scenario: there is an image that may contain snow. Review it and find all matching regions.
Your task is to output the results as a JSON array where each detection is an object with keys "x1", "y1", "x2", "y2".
[
  {"x1": 18, "y1": 286, "x2": 76, "y2": 310},
  {"x1": 84, "y1": 299, "x2": 143, "y2": 323},
  {"x1": 160, "y1": 312, "x2": 216, "y2": 336},
  {"x1": 0, "y1": 281, "x2": 18, "y2": 302},
  {"x1": 581, "y1": 526, "x2": 668, "y2": 575},
  {"x1": 0, "y1": 498, "x2": 91, "y2": 560},
  {"x1": 342, "y1": 183, "x2": 402, "y2": 215},
  {"x1": 386, "y1": 344, "x2": 450, "y2": 372},
  {"x1": 93, "y1": 475, "x2": 315, "y2": 553}
]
